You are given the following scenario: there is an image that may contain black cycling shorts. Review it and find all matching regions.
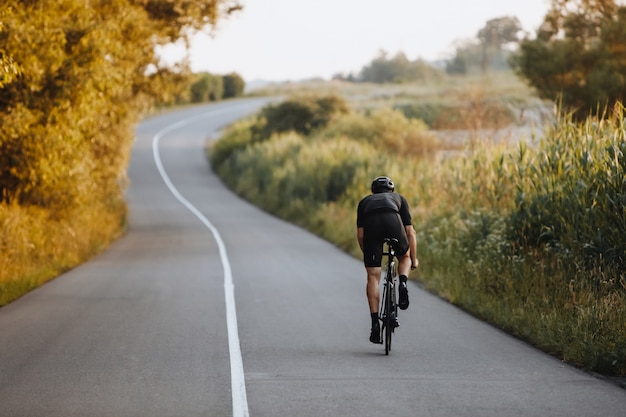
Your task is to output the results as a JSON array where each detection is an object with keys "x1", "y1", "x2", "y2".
[{"x1": 361, "y1": 211, "x2": 409, "y2": 267}]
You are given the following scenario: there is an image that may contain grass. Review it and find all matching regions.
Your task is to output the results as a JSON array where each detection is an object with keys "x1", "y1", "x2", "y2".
[{"x1": 0, "y1": 201, "x2": 126, "y2": 306}]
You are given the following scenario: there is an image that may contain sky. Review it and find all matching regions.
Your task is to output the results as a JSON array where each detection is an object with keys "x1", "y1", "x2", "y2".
[{"x1": 157, "y1": 0, "x2": 553, "y2": 82}]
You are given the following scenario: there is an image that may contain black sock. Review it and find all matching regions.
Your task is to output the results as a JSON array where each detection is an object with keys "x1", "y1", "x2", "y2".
[
  {"x1": 371, "y1": 312, "x2": 378, "y2": 327},
  {"x1": 399, "y1": 275, "x2": 408, "y2": 285}
]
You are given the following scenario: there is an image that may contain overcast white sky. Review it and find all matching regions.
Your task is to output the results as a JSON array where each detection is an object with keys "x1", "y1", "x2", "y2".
[{"x1": 157, "y1": 0, "x2": 552, "y2": 81}]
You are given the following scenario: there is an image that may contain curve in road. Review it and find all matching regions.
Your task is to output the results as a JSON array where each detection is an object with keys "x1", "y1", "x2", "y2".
[{"x1": 0, "y1": 99, "x2": 624, "y2": 417}]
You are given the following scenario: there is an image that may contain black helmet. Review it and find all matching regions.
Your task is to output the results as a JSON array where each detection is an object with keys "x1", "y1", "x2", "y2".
[{"x1": 371, "y1": 176, "x2": 395, "y2": 193}]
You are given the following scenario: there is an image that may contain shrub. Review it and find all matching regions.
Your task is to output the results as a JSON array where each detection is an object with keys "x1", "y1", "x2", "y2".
[
  {"x1": 190, "y1": 73, "x2": 224, "y2": 102},
  {"x1": 319, "y1": 107, "x2": 442, "y2": 157},
  {"x1": 222, "y1": 72, "x2": 245, "y2": 98},
  {"x1": 252, "y1": 94, "x2": 349, "y2": 139}
]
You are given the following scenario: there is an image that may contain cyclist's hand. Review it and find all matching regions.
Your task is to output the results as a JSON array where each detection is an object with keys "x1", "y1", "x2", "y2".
[{"x1": 411, "y1": 259, "x2": 419, "y2": 270}]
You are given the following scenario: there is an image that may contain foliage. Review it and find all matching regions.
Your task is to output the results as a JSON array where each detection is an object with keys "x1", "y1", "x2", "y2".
[
  {"x1": 252, "y1": 94, "x2": 349, "y2": 139},
  {"x1": 0, "y1": 199, "x2": 125, "y2": 306},
  {"x1": 0, "y1": 0, "x2": 240, "y2": 207},
  {"x1": 318, "y1": 107, "x2": 441, "y2": 157},
  {"x1": 0, "y1": 6, "x2": 20, "y2": 88},
  {"x1": 150, "y1": 70, "x2": 245, "y2": 107},
  {"x1": 477, "y1": 16, "x2": 523, "y2": 74},
  {"x1": 0, "y1": 0, "x2": 240, "y2": 305},
  {"x1": 190, "y1": 72, "x2": 224, "y2": 102},
  {"x1": 477, "y1": 16, "x2": 523, "y2": 48},
  {"x1": 446, "y1": 16, "x2": 522, "y2": 75},
  {"x1": 445, "y1": 52, "x2": 468, "y2": 75},
  {"x1": 209, "y1": 94, "x2": 351, "y2": 169},
  {"x1": 508, "y1": 107, "x2": 626, "y2": 270},
  {"x1": 358, "y1": 50, "x2": 444, "y2": 84},
  {"x1": 420, "y1": 107, "x2": 626, "y2": 374},
  {"x1": 510, "y1": 0, "x2": 626, "y2": 119},
  {"x1": 209, "y1": 117, "x2": 259, "y2": 168},
  {"x1": 222, "y1": 72, "x2": 245, "y2": 98},
  {"x1": 396, "y1": 100, "x2": 516, "y2": 131}
]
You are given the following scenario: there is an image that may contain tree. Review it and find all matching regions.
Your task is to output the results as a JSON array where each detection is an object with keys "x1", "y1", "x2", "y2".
[
  {"x1": 477, "y1": 16, "x2": 522, "y2": 74},
  {"x1": 445, "y1": 50, "x2": 468, "y2": 75},
  {"x1": 0, "y1": 6, "x2": 20, "y2": 88},
  {"x1": 0, "y1": 0, "x2": 241, "y2": 209},
  {"x1": 190, "y1": 72, "x2": 224, "y2": 102},
  {"x1": 359, "y1": 50, "x2": 443, "y2": 83},
  {"x1": 222, "y1": 72, "x2": 245, "y2": 98},
  {"x1": 510, "y1": 0, "x2": 626, "y2": 119}
]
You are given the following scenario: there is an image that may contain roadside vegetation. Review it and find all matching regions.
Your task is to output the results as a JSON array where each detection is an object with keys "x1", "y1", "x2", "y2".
[
  {"x1": 210, "y1": 87, "x2": 625, "y2": 376},
  {"x1": 0, "y1": 0, "x2": 242, "y2": 306}
]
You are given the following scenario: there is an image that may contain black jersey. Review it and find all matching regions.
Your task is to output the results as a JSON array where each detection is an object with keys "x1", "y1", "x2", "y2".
[
  {"x1": 356, "y1": 192, "x2": 412, "y2": 227},
  {"x1": 356, "y1": 191, "x2": 412, "y2": 267}
]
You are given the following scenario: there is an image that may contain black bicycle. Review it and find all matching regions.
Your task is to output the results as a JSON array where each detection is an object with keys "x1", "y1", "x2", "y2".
[{"x1": 379, "y1": 238, "x2": 399, "y2": 355}]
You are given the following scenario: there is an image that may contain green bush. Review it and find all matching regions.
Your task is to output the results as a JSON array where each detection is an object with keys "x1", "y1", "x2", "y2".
[
  {"x1": 222, "y1": 72, "x2": 245, "y2": 99},
  {"x1": 190, "y1": 73, "x2": 224, "y2": 102},
  {"x1": 394, "y1": 103, "x2": 443, "y2": 127},
  {"x1": 252, "y1": 94, "x2": 349, "y2": 139},
  {"x1": 319, "y1": 107, "x2": 442, "y2": 157},
  {"x1": 209, "y1": 117, "x2": 260, "y2": 168}
]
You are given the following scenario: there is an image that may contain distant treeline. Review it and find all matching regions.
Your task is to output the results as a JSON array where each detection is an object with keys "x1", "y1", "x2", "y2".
[
  {"x1": 333, "y1": 16, "x2": 524, "y2": 83},
  {"x1": 157, "y1": 71, "x2": 245, "y2": 106},
  {"x1": 338, "y1": 1, "x2": 626, "y2": 121}
]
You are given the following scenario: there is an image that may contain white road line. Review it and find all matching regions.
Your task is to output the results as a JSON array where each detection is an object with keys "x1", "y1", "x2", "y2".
[{"x1": 151, "y1": 111, "x2": 249, "y2": 417}]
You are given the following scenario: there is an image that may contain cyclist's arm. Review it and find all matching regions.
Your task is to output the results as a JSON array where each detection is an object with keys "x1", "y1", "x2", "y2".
[
  {"x1": 357, "y1": 227, "x2": 365, "y2": 252},
  {"x1": 404, "y1": 225, "x2": 418, "y2": 269}
]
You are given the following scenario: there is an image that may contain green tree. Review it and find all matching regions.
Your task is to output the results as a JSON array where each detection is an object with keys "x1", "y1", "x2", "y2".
[
  {"x1": 190, "y1": 72, "x2": 224, "y2": 102},
  {"x1": 445, "y1": 50, "x2": 468, "y2": 75},
  {"x1": 510, "y1": 0, "x2": 626, "y2": 119},
  {"x1": 359, "y1": 50, "x2": 443, "y2": 83},
  {"x1": 222, "y1": 72, "x2": 245, "y2": 98},
  {"x1": 477, "y1": 16, "x2": 522, "y2": 74}
]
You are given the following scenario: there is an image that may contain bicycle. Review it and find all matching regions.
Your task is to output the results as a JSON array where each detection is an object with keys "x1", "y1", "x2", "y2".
[{"x1": 378, "y1": 238, "x2": 399, "y2": 355}]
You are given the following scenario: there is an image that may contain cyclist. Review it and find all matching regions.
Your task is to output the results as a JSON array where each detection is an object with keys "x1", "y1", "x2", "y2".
[{"x1": 356, "y1": 176, "x2": 418, "y2": 344}]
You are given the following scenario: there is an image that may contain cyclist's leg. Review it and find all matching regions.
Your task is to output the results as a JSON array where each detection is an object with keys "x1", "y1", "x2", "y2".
[
  {"x1": 362, "y1": 229, "x2": 384, "y2": 343},
  {"x1": 366, "y1": 266, "x2": 382, "y2": 313},
  {"x1": 367, "y1": 266, "x2": 383, "y2": 343},
  {"x1": 389, "y1": 227, "x2": 410, "y2": 277},
  {"x1": 362, "y1": 217, "x2": 389, "y2": 343},
  {"x1": 395, "y1": 247, "x2": 411, "y2": 310},
  {"x1": 397, "y1": 225, "x2": 417, "y2": 277},
  {"x1": 362, "y1": 224, "x2": 384, "y2": 314},
  {"x1": 387, "y1": 218, "x2": 411, "y2": 310},
  {"x1": 397, "y1": 250, "x2": 412, "y2": 278}
]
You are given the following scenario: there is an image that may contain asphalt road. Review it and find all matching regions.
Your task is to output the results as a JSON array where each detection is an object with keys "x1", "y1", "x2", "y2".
[{"x1": 1, "y1": 99, "x2": 625, "y2": 417}]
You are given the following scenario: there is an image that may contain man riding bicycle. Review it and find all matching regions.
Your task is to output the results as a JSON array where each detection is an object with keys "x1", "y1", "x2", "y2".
[{"x1": 356, "y1": 176, "x2": 418, "y2": 344}]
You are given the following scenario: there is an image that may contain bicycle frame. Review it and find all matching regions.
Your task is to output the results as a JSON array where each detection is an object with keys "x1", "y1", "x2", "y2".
[{"x1": 379, "y1": 238, "x2": 398, "y2": 355}]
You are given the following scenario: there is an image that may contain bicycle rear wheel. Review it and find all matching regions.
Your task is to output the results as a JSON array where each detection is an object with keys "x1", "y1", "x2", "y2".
[{"x1": 384, "y1": 281, "x2": 393, "y2": 355}]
